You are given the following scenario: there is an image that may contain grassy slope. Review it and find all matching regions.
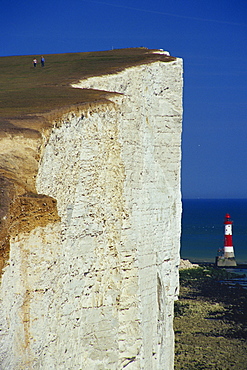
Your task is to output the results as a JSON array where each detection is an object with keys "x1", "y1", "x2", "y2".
[
  {"x1": 0, "y1": 48, "x2": 175, "y2": 119},
  {"x1": 174, "y1": 267, "x2": 247, "y2": 369}
]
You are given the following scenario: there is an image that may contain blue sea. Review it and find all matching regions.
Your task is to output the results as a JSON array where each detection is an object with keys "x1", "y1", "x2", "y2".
[{"x1": 181, "y1": 199, "x2": 247, "y2": 264}]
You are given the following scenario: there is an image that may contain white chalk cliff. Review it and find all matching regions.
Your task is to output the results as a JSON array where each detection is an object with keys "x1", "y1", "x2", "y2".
[{"x1": 0, "y1": 57, "x2": 183, "y2": 369}]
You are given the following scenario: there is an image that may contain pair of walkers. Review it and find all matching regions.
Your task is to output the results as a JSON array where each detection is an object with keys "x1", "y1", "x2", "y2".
[{"x1": 33, "y1": 56, "x2": 45, "y2": 67}]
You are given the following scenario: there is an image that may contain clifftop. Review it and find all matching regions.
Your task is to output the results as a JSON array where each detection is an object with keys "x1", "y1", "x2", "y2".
[
  {"x1": 0, "y1": 48, "x2": 177, "y2": 274},
  {"x1": 0, "y1": 48, "x2": 175, "y2": 120}
]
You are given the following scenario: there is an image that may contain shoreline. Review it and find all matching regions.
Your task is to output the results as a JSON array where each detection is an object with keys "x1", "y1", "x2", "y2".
[
  {"x1": 181, "y1": 259, "x2": 247, "y2": 269},
  {"x1": 174, "y1": 265, "x2": 247, "y2": 369},
  {"x1": 197, "y1": 262, "x2": 247, "y2": 269}
]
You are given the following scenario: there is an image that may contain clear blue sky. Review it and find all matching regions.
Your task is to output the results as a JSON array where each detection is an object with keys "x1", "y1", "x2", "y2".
[{"x1": 1, "y1": 0, "x2": 246, "y2": 199}]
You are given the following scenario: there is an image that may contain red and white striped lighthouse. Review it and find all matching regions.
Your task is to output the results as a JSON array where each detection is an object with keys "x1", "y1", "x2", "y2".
[
  {"x1": 216, "y1": 213, "x2": 237, "y2": 267},
  {"x1": 224, "y1": 213, "x2": 235, "y2": 258}
]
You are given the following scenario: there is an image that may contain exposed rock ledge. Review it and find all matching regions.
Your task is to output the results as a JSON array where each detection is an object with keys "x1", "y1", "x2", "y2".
[
  {"x1": 0, "y1": 52, "x2": 183, "y2": 369},
  {"x1": 179, "y1": 259, "x2": 199, "y2": 270}
]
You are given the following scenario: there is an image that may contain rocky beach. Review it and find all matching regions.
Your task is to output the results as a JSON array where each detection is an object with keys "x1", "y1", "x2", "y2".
[{"x1": 174, "y1": 265, "x2": 247, "y2": 369}]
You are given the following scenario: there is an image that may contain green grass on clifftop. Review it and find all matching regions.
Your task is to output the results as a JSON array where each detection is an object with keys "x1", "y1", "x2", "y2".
[{"x1": 0, "y1": 48, "x2": 175, "y2": 118}]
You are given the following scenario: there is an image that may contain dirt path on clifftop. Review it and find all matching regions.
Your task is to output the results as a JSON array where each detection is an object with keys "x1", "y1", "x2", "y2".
[{"x1": 174, "y1": 267, "x2": 247, "y2": 370}]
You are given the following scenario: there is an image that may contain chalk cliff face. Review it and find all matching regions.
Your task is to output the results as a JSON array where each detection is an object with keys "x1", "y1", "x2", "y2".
[{"x1": 0, "y1": 59, "x2": 183, "y2": 369}]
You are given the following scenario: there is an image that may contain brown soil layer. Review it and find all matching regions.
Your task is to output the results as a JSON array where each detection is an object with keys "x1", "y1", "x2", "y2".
[{"x1": 174, "y1": 267, "x2": 247, "y2": 370}]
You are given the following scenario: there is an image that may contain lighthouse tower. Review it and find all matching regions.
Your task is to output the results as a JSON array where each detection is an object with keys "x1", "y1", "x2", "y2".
[{"x1": 216, "y1": 213, "x2": 237, "y2": 267}]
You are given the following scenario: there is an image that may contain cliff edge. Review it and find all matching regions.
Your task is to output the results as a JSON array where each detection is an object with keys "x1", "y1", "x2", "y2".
[{"x1": 0, "y1": 48, "x2": 183, "y2": 369}]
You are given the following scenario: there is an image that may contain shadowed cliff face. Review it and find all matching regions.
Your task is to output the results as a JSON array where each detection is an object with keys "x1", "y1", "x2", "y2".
[
  {"x1": 0, "y1": 123, "x2": 60, "y2": 274},
  {"x1": 0, "y1": 100, "x2": 120, "y2": 274}
]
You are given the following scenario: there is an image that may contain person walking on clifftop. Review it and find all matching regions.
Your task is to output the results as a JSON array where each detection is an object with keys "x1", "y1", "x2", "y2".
[
  {"x1": 41, "y1": 56, "x2": 45, "y2": 67},
  {"x1": 33, "y1": 58, "x2": 37, "y2": 67}
]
